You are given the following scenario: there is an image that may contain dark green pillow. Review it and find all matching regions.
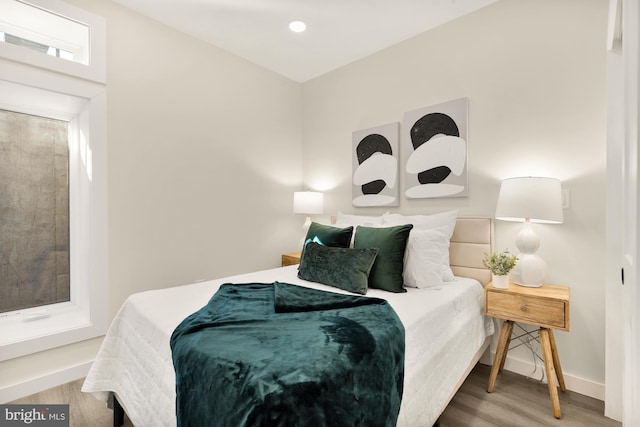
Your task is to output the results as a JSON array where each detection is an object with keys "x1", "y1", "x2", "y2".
[
  {"x1": 353, "y1": 224, "x2": 413, "y2": 293},
  {"x1": 298, "y1": 242, "x2": 378, "y2": 295},
  {"x1": 303, "y1": 222, "x2": 353, "y2": 249}
]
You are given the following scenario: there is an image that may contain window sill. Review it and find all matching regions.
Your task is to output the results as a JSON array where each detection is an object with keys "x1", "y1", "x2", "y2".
[{"x1": 0, "y1": 302, "x2": 107, "y2": 361}]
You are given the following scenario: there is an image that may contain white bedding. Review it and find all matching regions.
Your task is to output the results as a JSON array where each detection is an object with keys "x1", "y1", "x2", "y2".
[{"x1": 82, "y1": 265, "x2": 494, "y2": 426}]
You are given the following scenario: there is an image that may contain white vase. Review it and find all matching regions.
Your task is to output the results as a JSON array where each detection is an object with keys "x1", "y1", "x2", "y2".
[{"x1": 492, "y1": 274, "x2": 510, "y2": 289}]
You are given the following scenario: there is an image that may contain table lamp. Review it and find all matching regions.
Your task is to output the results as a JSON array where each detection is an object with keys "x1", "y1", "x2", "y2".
[{"x1": 495, "y1": 177, "x2": 563, "y2": 287}]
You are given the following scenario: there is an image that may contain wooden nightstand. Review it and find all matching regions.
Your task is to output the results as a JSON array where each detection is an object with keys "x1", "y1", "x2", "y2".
[
  {"x1": 484, "y1": 282, "x2": 570, "y2": 419},
  {"x1": 281, "y1": 251, "x2": 302, "y2": 267}
]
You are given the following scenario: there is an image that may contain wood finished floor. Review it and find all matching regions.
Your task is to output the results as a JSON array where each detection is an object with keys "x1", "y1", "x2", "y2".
[
  {"x1": 439, "y1": 364, "x2": 620, "y2": 427},
  {"x1": 10, "y1": 363, "x2": 620, "y2": 427}
]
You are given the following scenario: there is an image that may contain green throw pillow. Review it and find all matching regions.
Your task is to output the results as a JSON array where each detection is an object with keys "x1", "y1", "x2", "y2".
[
  {"x1": 353, "y1": 224, "x2": 413, "y2": 293},
  {"x1": 298, "y1": 242, "x2": 378, "y2": 295},
  {"x1": 303, "y1": 222, "x2": 353, "y2": 249}
]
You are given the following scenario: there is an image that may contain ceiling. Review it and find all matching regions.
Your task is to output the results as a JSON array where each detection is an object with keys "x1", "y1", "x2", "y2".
[{"x1": 112, "y1": 0, "x2": 498, "y2": 82}]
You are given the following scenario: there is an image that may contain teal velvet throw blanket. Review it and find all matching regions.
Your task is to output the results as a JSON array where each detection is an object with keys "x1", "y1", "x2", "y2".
[{"x1": 170, "y1": 282, "x2": 405, "y2": 427}]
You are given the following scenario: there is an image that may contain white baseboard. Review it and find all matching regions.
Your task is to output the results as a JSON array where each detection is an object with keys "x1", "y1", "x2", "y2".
[
  {"x1": 485, "y1": 351, "x2": 605, "y2": 401},
  {"x1": 0, "y1": 362, "x2": 93, "y2": 404}
]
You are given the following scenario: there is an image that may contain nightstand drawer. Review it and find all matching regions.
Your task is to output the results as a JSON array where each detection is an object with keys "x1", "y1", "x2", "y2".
[{"x1": 486, "y1": 291, "x2": 567, "y2": 329}]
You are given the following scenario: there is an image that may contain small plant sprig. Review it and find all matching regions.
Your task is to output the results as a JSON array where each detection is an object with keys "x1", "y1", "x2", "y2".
[{"x1": 482, "y1": 250, "x2": 518, "y2": 276}]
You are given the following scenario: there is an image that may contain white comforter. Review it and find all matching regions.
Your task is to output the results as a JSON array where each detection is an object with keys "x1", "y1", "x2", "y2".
[{"x1": 82, "y1": 265, "x2": 494, "y2": 426}]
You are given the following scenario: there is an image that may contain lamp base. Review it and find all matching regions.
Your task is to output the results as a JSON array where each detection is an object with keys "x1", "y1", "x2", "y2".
[
  {"x1": 510, "y1": 253, "x2": 546, "y2": 287},
  {"x1": 514, "y1": 281, "x2": 544, "y2": 288},
  {"x1": 511, "y1": 221, "x2": 546, "y2": 287},
  {"x1": 302, "y1": 216, "x2": 312, "y2": 230},
  {"x1": 299, "y1": 216, "x2": 312, "y2": 248}
]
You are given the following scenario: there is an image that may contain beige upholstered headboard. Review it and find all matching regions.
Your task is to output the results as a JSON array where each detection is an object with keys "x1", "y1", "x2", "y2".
[{"x1": 450, "y1": 217, "x2": 493, "y2": 286}]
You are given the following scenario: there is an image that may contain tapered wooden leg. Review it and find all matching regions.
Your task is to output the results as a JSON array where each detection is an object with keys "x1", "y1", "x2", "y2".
[
  {"x1": 540, "y1": 328, "x2": 562, "y2": 419},
  {"x1": 488, "y1": 320, "x2": 513, "y2": 393},
  {"x1": 547, "y1": 329, "x2": 566, "y2": 392},
  {"x1": 498, "y1": 321, "x2": 514, "y2": 371}
]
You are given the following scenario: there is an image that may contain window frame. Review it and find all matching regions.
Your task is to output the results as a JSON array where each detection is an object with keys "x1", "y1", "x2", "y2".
[{"x1": 0, "y1": 59, "x2": 107, "y2": 361}]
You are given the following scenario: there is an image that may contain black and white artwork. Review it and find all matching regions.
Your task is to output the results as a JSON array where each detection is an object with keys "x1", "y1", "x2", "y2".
[
  {"x1": 351, "y1": 122, "x2": 399, "y2": 207},
  {"x1": 402, "y1": 98, "x2": 468, "y2": 198}
]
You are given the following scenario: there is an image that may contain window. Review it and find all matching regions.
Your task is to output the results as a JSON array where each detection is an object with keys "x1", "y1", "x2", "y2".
[
  {"x1": 0, "y1": 0, "x2": 88, "y2": 64},
  {"x1": 0, "y1": 0, "x2": 106, "y2": 361},
  {"x1": 1, "y1": 33, "x2": 75, "y2": 61},
  {"x1": 0, "y1": 109, "x2": 70, "y2": 314},
  {"x1": 0, "y1": 0, "x2": 105, "y2": 83}
]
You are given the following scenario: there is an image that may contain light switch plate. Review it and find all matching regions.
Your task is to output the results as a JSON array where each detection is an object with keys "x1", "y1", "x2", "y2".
[{"x1": 562, "y1": 189, "x2": 571, "y2": 209}]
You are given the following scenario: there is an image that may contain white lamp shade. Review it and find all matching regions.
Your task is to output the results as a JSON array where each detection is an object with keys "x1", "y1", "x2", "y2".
[
  {"x1": 293, "y1": 191, "x2": 324, "y2": 214},
  {"x1": 495, "y1": 177, "x2": 563, "y2": 224}
]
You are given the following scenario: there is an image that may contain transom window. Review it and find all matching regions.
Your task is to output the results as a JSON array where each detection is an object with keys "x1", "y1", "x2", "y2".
[
  {"x1": 0, "y1": 0, "x2": 105, "y2": 83},
  {"x1": 0, "y1": 0, "x2": 89, "y2": 65},
  {"x1": 1, "y1": 33, "x2": 75, "y2": 61}
]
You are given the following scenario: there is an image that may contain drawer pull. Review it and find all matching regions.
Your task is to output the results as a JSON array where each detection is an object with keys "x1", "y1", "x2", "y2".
[{"x1": 520, "y1": 306, "x2": 527, "y2": 312}]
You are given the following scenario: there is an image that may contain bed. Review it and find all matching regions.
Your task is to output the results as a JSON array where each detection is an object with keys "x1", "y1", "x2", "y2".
[{"x1": 82, "y1": 214, "x2": 495, "y2": 426}]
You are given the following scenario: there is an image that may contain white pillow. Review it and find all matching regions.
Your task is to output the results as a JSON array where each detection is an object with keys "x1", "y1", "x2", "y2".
[
  {"x1": 334, "y1": 211, "x2": 385, "y2": 227},
  {"x1": 383, "y1": 210, "x2": 458, "y2": 281},
  {"x1": 382, "y1": 210, "x2": 457, "y2": 229},
  {"x1": 335, "y1": 212, "x2": 387, "y2": 246},
  {"x1": 403, "y1": 226, "x2": 449, "y2": 288}
]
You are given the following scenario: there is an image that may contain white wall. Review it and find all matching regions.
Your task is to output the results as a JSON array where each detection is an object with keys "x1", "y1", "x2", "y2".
[
  {"x1": 1, "y1": 0, "x2": 303, "y2": 400},
  {"x1": 302, "y1": 0, "x2": 608, "y2": 398},
  {"x1": 86, "y1": 0, "x2": 304, "y2": 315}
]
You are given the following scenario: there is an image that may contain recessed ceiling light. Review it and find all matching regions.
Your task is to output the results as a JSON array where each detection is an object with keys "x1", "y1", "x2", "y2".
[{"x1": 289, "y1": 20, "x2": 306, "y2": 33}]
